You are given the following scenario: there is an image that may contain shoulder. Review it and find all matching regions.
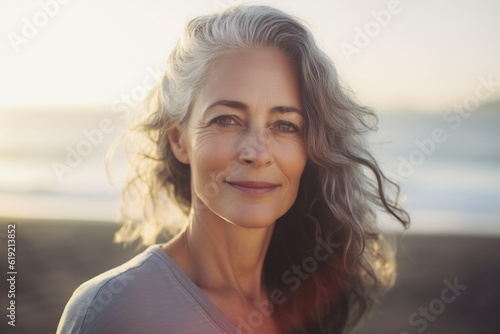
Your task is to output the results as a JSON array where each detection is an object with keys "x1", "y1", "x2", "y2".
[{"x1": 56, "y1": 245, "x2": 169, "y2": 334}]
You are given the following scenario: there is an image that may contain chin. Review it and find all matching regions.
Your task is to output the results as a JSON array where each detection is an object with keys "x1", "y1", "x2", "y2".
[
  {"x1": 230, "y1": 219, "x2": 275, "y2": 229},
  {"x1": 223, "y1": 208, "x2": 280, "y2": 229}
]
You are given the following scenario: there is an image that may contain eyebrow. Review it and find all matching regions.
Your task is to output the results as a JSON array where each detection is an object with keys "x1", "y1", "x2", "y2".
[{"x1": 204, "y1": 100, "x2": 303, "y2": 116}]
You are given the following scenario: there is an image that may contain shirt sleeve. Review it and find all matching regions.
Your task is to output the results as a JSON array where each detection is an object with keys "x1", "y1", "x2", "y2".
[
  {"x1": 56, "y1": 260, "x2": 147, "y2": 334},
  {"x1": 56, "y1": 282, "x2": 99, "y2": 334}
]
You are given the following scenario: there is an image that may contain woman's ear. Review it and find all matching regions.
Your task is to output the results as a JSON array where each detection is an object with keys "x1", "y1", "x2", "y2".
[{"x1": 167, "y1": 126, "x2": 190, "y2": 164}]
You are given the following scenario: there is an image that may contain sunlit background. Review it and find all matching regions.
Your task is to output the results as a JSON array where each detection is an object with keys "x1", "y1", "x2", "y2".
[
  {"x1": 1, "y1": 0, "x2": 500, "y2": 235},
  {"x1": 1, "y1": 1, "x2": 500, "y2": 334}
]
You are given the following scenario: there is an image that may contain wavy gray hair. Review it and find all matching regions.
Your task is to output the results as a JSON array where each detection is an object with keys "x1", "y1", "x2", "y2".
[{"x1": 115, "y1": 5, "x2": 409, "y2": 333}]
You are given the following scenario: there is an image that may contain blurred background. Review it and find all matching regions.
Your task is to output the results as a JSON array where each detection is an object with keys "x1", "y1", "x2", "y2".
[{"x1": 0, "y1": 0, "x2": 499, "y2": 333}]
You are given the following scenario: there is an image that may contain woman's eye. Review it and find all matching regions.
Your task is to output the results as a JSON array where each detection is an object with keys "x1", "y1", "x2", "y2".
[
  {"x1": 212, "y1": 116, "x2": 236, "y2": 127},
  {"x1": 275, "y1": 121, "x2": 299, "y2": 134}
]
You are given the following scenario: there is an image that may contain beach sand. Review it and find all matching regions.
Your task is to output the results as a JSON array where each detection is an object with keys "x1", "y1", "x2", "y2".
[{"x1": 0, "y1": 219, "x2": 499, "y2": 334}]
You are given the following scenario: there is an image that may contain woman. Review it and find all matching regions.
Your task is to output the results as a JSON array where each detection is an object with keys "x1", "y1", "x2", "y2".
[{"x1": 57, "y1": 5, "x2": 409, "y2": 334}]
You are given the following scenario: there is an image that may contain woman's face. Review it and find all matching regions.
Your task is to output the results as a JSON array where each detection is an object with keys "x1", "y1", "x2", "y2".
[{"x1": 171, "y1": 48, "x2": 307, "y2": 228}]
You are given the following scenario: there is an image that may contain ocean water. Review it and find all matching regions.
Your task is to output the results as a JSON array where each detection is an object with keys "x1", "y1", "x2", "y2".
[{"x1": 0, "y1": 104, "x2": 499, "y2": 235}]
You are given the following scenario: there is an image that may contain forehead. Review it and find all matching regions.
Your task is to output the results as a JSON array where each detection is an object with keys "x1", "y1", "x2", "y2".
[{"x1": 194, "y1": 47, "x2": 301, "y2": 113}]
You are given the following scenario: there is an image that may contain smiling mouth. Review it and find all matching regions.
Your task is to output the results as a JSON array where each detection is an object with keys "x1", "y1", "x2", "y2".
[{"x1": 225, "y1": 181, "x2": 279, "y2": 195}]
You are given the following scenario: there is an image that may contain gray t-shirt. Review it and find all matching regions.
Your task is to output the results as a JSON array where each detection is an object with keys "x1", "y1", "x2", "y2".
[{"x1": 56, "y1": 245, "x2": 239, "y2": 334}]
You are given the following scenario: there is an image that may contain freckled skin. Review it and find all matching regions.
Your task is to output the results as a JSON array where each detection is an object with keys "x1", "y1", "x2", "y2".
[{"x1": 181, "y1": 48, "x2": 308, "y2": 228}]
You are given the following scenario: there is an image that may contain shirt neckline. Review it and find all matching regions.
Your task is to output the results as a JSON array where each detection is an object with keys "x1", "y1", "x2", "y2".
[{"x1": 148, "y1": 245, "x2": 239, "y2": 334}]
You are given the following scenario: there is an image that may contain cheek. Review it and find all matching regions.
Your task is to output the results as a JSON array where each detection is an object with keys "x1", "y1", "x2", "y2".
[
  {"x1": 276, "y1": 140, "x2": 308, "y2": 181},
  {"x1": 190, "y1": 133, "x2": 236, "y2": 181}
]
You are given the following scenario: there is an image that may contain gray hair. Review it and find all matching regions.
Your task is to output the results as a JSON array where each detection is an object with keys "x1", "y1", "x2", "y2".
[{"x1": 116, "y1": 5, "x2": 409, "y2": 333}]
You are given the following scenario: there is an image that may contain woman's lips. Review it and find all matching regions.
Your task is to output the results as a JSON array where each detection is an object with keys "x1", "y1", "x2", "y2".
[{"x1": 225, "y1": 181, "x2": 279, "y2": 195}]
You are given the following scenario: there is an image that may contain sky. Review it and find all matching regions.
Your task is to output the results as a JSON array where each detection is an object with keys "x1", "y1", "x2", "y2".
[{"x1": 1, "y1": 0, "x2": 500, "y2": 112}]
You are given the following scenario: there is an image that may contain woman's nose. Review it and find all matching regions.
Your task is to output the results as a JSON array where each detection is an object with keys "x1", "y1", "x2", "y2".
[{"x1": 238, "y1": 128, "x2": 273, "y2": 167}]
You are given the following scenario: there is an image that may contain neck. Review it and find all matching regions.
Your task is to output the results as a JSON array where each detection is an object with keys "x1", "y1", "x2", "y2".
[{"x1": 165, "y1": 199, "x2": 275, "y2": 301}]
